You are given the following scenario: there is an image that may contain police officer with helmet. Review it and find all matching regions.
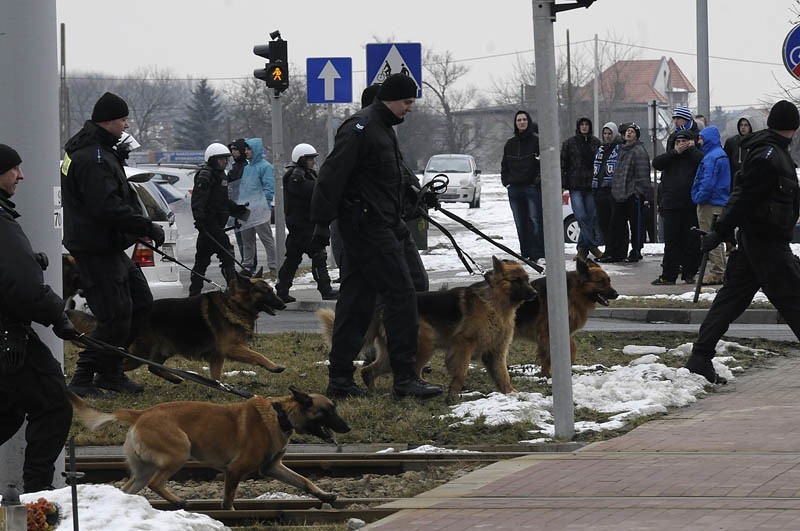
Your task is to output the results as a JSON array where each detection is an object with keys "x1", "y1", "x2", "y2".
[
  {"x1": 189, "y1": 142, "x2": 250, "y2": 296},
  {"x1": 685, "y1": 100, "x2": 800, "y2": 384},
  {"x1": 0, "y1": 144, "x2": 77, "y2": 492},
  {"x1": 275, "y1": 143, "x2": 338, "y2": 303}
]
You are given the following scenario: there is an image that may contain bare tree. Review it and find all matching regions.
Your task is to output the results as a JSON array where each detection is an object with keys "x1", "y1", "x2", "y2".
[
  {"x1": 123, "y1": 67, "x2": 188, "y2": 150},
  {"x1": 421, "y1": 49, "x2": 479, "y2": 154}
]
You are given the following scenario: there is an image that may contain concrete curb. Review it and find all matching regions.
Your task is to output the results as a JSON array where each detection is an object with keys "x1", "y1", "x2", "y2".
[{"x1": 592, "y1": 307, "x2": 784, "y2": 325}]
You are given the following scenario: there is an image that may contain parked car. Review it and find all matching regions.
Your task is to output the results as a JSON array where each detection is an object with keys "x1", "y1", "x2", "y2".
[
  {"x1": 134, "y1": 164, "x2": 197, "y2": 197},
  {"x1": 562, "y1": 191, "x2": 579, "y2": 244},
  {"x1": 422, "y1": 154, "x2": 482, "y2": 208},
  {"x1": 62, "y1": 166, "x2": 183, "y2": 303}
]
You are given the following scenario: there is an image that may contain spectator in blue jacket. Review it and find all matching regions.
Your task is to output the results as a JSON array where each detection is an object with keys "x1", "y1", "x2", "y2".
[
  {"x1": 238, "y1": 138, "x2": 278, "y2": 276},
  {"x1": 691, "y1": 125, "x2": 731, "y2": 285}
]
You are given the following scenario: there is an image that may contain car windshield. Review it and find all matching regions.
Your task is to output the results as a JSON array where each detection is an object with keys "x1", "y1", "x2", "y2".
[
  {"x1": 426, "y1": 157, "x2": 471, "y2": 173},
  {"x1": 134, "y1": 181, "x2": 172, "y2": 222}
]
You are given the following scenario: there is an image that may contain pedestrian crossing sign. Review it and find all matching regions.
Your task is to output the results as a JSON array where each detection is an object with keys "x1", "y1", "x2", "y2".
[{"x1": 366, "y1": 43, "x2": 422, "y2": 97}]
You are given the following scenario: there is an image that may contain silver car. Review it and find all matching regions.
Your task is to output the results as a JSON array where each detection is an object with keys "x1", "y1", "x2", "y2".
[{"x1": 422, "y1": 154, "x2": 482, "y2": 208}]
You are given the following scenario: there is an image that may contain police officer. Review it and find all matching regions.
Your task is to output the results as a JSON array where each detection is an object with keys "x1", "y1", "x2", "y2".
[
  {"x1": 275, "y1": 143, "x2": 337, "y2": 303},
  {"x1": 0, "y1": 144, "x2": 77, "y2": 492},
  {"x1": 685, "y1": 100, "x2": 800, "y2": 384},
  {"x1": 61, "y1": 92, "x2": 165, "y2": 396},
  {"x1": 189, "y1": 143, "x2": 249, "y2": 296},
  {"x1": 310, "y1": 74, "x2": 442, "y2": 400}
]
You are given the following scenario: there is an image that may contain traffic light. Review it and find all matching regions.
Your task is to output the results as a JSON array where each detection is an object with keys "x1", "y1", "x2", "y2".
[{"x1": 253, "y1": 31, "x2": 289, "y2": 93}]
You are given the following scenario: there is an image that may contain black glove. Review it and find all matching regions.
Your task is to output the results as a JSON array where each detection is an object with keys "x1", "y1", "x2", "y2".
[
  {"x1": 34, "y1": 252, "x2": 49, "y2": 271},
  {"x1": 420, "y1": 190, "x2": 439, "y2": 208},
  {"x1": 230, "y1": 203, "x2": 251, "y2": 221},
  {"x1": 700, "y1": 231, "x2": 723, "y2": 253},
  {"x1": 148, "y1": 223, "x2": 166, "y2": 247},
  {"x1": 52, "y1": 312, "x2": 78, "y2": 340},
  {"x1": 310, "y1": 223, "x2": 331, "y2": 255}
]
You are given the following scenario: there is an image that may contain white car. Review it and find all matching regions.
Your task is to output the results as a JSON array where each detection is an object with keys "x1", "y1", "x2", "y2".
[
  {"x1": 562, "y1": 191, "x2": 579, "y2": 244},
  {"x1": 422, "y1": 154, "x2": 482, "y2": 208}
]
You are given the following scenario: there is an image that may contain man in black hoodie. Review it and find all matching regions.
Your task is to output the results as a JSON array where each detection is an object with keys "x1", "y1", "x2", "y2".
[
  {"x1": 561, "y1": 117, "x2": 602, "y2": 260},
  {"x1": 685, "y1": 100, "x2": 800, "y2": 384},
  {"x1": 61, "y1": 92, "x2": 164, "y2": 397},
  {"x1": 501, "y1": 110, "x2": 543, "y2": 263}
]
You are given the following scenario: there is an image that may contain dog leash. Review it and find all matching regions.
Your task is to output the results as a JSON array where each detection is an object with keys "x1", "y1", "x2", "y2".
[
  {"x1": 136, "y1": 239, "x2": 225, "y2": 290},
  {"x1": 72, "y1": 334, "x2": 254, "y2": 398},
  {"x1": 418, "y1": 211, "x2": 481, "y2": 275},
  {"x1": 420, "y1": 177, "x2": 544, "y2": 274}
]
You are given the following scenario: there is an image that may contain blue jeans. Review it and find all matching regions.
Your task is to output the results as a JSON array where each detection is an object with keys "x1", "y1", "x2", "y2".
[
  {"x1": 569, "y1": 188, "x2": 600, "y2": 250},
  {"x1": 507, "y1": 184, "x2": 544, "y2": 260}
]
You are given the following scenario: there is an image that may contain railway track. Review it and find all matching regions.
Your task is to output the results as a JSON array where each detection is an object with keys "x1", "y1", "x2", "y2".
[{"x1": 72, "y1": 450, "x2": 533, "y2": 483}]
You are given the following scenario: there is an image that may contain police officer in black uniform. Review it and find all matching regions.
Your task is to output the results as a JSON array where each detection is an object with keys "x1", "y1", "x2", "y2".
[
  {"x1": 685, "y1": 100, "x2": 800, "y2": 384},
  {"x1": 275, "y1": 143, "x2": 337, "y2": 303},
  {"x1": 310, "y1": 74, "x2": 442, "y2": 400},
  {"x1": 61, "y1": 92, "x2": 165, "y2": 397},
  {"x1": 0, "y1": 144, "x2": 77, "y2": 492},
  {"x1": 189, "y1": 143, "x2": 250, "y2": 296}
]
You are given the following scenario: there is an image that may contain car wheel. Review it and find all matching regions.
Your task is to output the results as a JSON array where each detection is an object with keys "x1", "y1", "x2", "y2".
[{"x1": 564, "y1": 215, "x2": 580, "y2": 243}]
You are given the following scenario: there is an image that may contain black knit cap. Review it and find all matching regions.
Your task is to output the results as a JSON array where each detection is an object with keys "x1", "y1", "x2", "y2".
[
  {"x1": 622, "y1": 122, "x2": 641, "y2": 139},
  {"x1": 361, "y1": 84, "x2": 381, "y2": 108},
  {"x1": 377, "y1": 74, "x2": 418, "y2": 101},
  {"x1": 767, "y1": 100, "x2": 800, "y2": 131},
  {"x1": 228, "y1": 138, "x2": 249, "y2": 152},
  {"x1": 91, "y1": 92, "x2": 129, "y2": 122},
  {"x1": 0, "y1": 144, "x2": 22, "y2": 174}
]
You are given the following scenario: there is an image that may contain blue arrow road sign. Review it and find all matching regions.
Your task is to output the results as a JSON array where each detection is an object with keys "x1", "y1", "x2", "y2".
[
  {"x1": 783, "y1": 24, "x2": 800, "y2": 80},
  {"x1": 307, "y1": 57, "x2": 352, "y2": 103},
  {"x1": 366, "y1": 43, "x2": 422, "y2": 97}
]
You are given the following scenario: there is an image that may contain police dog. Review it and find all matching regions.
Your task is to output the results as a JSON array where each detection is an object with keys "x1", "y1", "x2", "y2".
[
  {"x1": 120, "y1": 269, "x2": 287, "y2": 382},
  {"x1": 68, "y1": 386, "x2": 350, "y2": 510},
  {"x1": 517, "y1": 258, "x2": 618, "y2": 377},
  {"x1": 319, "y1": 257, "x2": 537, "y2": 400}
]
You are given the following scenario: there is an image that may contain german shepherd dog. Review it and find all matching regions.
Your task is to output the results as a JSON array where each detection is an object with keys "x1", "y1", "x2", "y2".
[
  {"x1": 68, "y1": 386, "x2": 350, "y2": 510},
  {"x1": 119, "y1": 269, "x2": 287, "y2": 382},
  {"x1": 319, "y1": 257, "x2": 537, "y2": 400},
  {"x1": 516, "y1": 258, "x2": 618, "y2": 377}
]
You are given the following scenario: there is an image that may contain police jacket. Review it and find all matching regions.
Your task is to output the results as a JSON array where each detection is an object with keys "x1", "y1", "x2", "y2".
[
  {"x1": 282, "y1": 163, "x2": 316, "y2": 229},
  {"x1": 311, "y1": 101, "x2": 407, "y2": 228},
  {"x1": 501, "y1": 125, "x2": 541, "y2": 187},
  {"x1": 61, "y1": 120, "x2": 153, "y2": 254},
  {"x1": 652, "y1": 144, "x2": 704, "y2": 210},
  {"x1": 0, "y1": 191, "x2": 64, "y2": 327},
  {"x1": 716, "y1": 129, "x2": 799, "y2": 243},
  {"x1": 191, "y1": 163, "x2": 236, "y2": 229}
]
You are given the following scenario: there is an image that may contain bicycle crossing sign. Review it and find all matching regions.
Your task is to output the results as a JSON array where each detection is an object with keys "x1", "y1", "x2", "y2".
[
  {"x1": 783, "y1": 24, "x2": 800, "y2": 80},
  {"x1": 366, "y1": 43, "x2": 422, "y2": 97}
]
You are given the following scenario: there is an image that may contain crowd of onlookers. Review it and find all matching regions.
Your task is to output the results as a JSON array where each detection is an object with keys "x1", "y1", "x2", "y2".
[{"x1": 502, "y1": 105, "x2": 754, "y2": 286}]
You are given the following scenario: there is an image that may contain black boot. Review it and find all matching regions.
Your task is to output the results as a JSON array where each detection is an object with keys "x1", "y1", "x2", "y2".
[
  {"x1": 326, "y1": 377, "x2": 367, "y2": 398},
  {"x1": 68, "y1": 366, "x2": 106, "y2": 398},
  {"x1": 393, "y1": 376, "x2": 443, "y2": 400},
  {"x1": 94, "y1": 366, "x2": 145, "y2": 394},
  {"x1": 188, "y1": 272, "x2": 205, "y2": 297},
  {"x1": 685, "y1": 353, "x2": 727, "y2": 385},
  {"x1": 321, "y1": 289, "x2": 339, "y2": 300}
]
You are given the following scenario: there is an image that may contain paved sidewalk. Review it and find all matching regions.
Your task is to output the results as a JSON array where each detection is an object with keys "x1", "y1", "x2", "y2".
[{"x1": 367, "y1": 351, "x2": 800, "y2": 530}]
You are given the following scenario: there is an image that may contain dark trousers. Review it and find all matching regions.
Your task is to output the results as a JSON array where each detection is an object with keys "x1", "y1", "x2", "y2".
[
  {"x1": 506, "y1": 184, "x2": 545, "y2": 260},
  {"x1": 606, "y1": 195, "x2": 646, "y2": 259},
  {"x1": 594, "y1": 187, "x2": 613, "y2": 247},
  {"x1": 693, "y1": 232, "x2": 800, "y2": 358},
  {"x1": 329, "y1": 220, "x2": 418, "y2": 380},
  {"x1": 0, "y1": 335, "x2": 72, "y2": 492},
  {"x1": 276, "y1": 226, "x2": 333, "y2": 295},
  {"x1": 190, "y1": 226, "x2": 236, "y2": 296},
  {"x1": 72, "y1": 253, "x2": 153, "y2": 374},
  {"x1": 661, "y1": 207, "x2": 702, "y2": 281}
]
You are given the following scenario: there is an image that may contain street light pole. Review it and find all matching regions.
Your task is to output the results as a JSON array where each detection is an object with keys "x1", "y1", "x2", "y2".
[{"x1": 533, "y1": 0, "x2": 575, "y2": 440}]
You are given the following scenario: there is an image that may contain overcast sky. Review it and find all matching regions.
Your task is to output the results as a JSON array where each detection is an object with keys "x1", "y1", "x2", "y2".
[{"x1": 56, "y1": 0, "x2": 799, "y2": 110}]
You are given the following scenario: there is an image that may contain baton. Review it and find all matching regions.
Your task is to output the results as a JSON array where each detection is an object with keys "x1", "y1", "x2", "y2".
[
  {"x1": 692, "y1": 213, "x2": 719, "y2": 304},
  {"x1": 137, "y1": 239, "x2": 224, "y2": 290}
]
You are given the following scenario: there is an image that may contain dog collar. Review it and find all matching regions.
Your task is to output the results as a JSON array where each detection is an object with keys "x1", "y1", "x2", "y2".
[{"x1": 272, "y1": 402, "x2": 294, "y2": 434}]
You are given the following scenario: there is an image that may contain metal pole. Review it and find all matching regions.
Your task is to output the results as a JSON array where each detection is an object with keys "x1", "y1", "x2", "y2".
[
  {"x1": 532, "y1": 0, "x2": 574, "y2": 440},
  {"x1": 271, "y1": 91, "x2": 286, "y2": 262},
  {"x1": 696, "y1": 0, "x2": 710, "y2": 119},
  {"x1": 566, "y1": 29, "x2": 573, "y2": 127},
  {"x1": 0, "y1": 0, "x2": 65, "y2": 488},
  {"x1": 326, "y1": 103, "x2": 335, "y2": 155},
  {"x1": 593, "y1": 33, "x2": 599, "y2": 131},
  {"x1": 651, "y1": 100, "x2": 659, "y2": 242}
]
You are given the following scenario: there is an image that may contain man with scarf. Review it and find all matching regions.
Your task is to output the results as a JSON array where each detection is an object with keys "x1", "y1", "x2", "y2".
[
  {"x1": 591, "y1": 122, "x2": 622, "y2": 256},
  {"x1": 561, "y1": 117, "x2": 602, "y2": 260}
]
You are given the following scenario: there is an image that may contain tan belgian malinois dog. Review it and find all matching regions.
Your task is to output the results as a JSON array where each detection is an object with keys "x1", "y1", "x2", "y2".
[{"x1": 68, "y1": 386, "x2": 351, "y2": 509}]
